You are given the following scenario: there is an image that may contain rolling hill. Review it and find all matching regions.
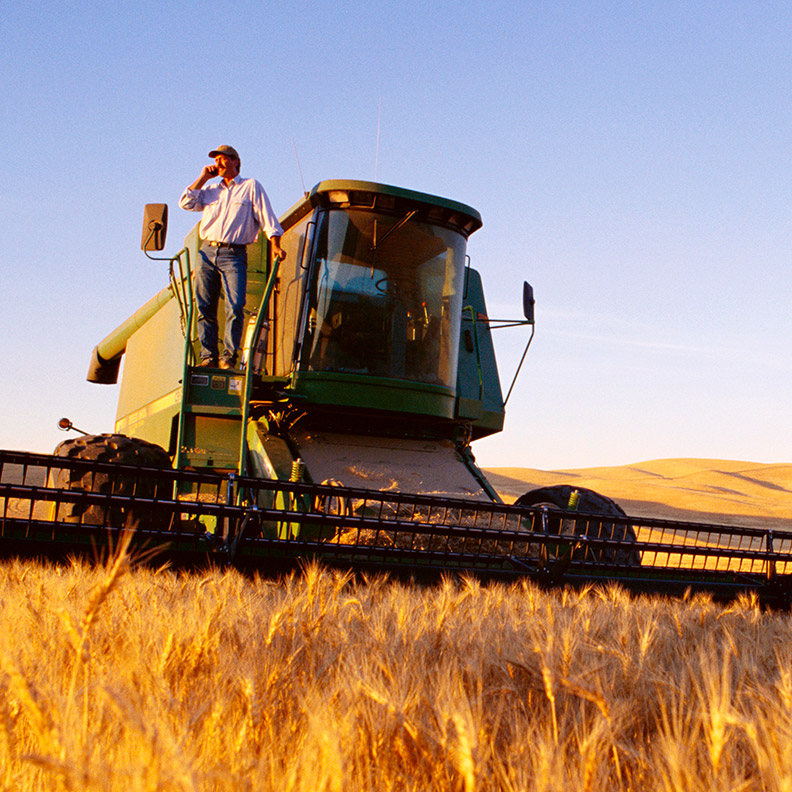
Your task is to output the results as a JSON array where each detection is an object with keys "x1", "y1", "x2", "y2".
[{"x1": 484, "y1": 458, "x2": 792, "y2": 530}]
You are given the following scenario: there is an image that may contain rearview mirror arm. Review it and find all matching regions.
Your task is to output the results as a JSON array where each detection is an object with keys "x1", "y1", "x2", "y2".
[{"x1": 503, "y1": 324, "x2": 536, "y2": 406}]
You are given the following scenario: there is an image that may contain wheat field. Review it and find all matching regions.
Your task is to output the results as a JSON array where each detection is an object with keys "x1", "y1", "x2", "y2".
[{"x1": 2, "y1": 535, "x2": 792, "y2": 791}]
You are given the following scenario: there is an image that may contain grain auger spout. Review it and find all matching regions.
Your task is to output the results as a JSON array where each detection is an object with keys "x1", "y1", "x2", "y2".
[{"x1": 87, "y1": 284, "x2": 175, "y2": 384}]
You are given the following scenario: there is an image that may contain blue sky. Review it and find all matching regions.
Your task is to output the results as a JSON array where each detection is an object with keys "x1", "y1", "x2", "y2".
[{"x1": 1, "y1": 1, "x2": 791, "y2": 470}]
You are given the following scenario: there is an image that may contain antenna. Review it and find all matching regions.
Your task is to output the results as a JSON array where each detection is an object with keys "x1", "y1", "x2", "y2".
[
  {"x1": 374, "y1": 97, "x2": 382, "y2": 181},
  {"x1": 292, "y1": 136, "x2": 307, "y2": 195}
]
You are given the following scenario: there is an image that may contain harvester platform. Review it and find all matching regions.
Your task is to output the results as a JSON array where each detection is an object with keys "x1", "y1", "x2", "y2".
[{"x1": 2, "y1": 449, "x2": 791, "y2": 605}]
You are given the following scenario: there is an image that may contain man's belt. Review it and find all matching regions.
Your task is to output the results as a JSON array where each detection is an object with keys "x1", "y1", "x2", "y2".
[{"x1": 205, "y1": 241, "x2": 247, "y2": 251}]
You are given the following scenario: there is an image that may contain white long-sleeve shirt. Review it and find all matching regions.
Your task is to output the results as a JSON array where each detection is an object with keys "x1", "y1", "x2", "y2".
[{"x1": 179, "y1": 176, "x2": 284, "y2": 245}]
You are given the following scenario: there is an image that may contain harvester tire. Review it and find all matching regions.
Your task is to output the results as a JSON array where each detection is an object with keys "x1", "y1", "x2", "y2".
[
  {"x1": 50, "y1": 434, "x2": 173, "y2": 529},
  {"x1": 515, "y1": 485, "x2": 641, "y2": 567}
]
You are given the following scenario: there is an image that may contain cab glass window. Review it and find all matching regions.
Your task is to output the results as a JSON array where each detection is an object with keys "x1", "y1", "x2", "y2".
[{"x1": 301, "y1": 208, "x2": 466, "y2": 387}]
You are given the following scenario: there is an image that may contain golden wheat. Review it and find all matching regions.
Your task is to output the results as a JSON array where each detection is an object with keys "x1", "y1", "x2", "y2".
[{"x1": 0, "y1": 551, "x2": 791, "y2": 790}]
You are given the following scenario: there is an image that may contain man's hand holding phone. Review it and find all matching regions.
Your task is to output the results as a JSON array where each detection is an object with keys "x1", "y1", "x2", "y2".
[{"x1": 187, "y1": 164, "x2": 219, "y2": 191}]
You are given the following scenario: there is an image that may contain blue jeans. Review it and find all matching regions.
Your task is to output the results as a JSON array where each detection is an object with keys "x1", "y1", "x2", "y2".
[{"x1": 195, "y1": 244, "x2": 247, "y2": 362}]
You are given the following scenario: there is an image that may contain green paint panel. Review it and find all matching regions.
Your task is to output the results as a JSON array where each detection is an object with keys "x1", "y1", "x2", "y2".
[
  {"x1": 180, "y1": 413, "x2": 240, "y2": 469},
  {"x1": 247, "y1": 420, "x2": 296, "y2": 481},
  {"x1": 293, "y1": 371, "x2": 456, "y2": 419},
  {"x1": 455, "y1": 269, "x2": 505, "y2": 438}
]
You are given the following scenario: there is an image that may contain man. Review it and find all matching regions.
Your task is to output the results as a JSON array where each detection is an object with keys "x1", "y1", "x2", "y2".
[{"x1": 179, "y1": 145, "x2": 286, "y2": 369}]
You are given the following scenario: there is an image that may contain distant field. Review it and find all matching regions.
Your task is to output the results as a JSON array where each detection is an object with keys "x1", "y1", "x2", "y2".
[{"x1": 485, "y1": 458, "x2": 792, "y2": 530}]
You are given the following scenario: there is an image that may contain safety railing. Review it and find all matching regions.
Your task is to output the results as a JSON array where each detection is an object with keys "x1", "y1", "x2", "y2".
[{"x1": 1, "y1": 448, "x2": 791, "y2": 603}]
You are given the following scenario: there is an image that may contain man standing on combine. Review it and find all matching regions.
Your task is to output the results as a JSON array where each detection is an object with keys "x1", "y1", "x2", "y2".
[{"x1": 179, "y1": 145, "x2": 286, "y2": 369}]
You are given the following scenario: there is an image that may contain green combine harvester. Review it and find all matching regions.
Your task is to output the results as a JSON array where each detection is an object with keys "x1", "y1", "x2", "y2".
[{"x1": 1, "y1": 179, "x2": 791, "y2": 603}]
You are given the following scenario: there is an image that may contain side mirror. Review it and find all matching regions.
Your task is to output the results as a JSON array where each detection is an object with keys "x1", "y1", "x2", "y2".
[
  {"x1": 141, "y1": 204, "x2": 168, "y2": 251},
  {"x1": 523, "y1": 282, "x2": 535, "y2": 324}
]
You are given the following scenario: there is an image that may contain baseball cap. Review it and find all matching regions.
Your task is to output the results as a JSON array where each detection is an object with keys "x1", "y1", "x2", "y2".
[{"x1": 208, "y1": 145, "x2": 240, "y2": 160}]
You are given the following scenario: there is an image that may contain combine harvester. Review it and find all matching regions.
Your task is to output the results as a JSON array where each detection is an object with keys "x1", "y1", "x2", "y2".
[{"x1": 1, "y1": 180, "x2": 790, "y2": 603}]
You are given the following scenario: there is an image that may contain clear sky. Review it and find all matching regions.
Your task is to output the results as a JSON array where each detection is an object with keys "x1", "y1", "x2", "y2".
[{"x1": 1, "y1": 1, "x2": 791, "y2": 471}]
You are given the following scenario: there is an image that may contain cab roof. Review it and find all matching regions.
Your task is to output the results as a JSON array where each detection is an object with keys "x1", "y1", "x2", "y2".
[{"x1": 281, "y1": 179, "x2": 483, "y2": 238}]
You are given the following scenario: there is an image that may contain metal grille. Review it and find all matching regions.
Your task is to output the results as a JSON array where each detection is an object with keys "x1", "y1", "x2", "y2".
[{"x1": 1, "y1": 449, "x2": 791, "y2": 602}]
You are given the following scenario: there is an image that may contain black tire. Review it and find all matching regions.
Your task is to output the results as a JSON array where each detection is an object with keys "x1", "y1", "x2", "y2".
[
  {"x1": 515, "y1": 485, "x2": 641, "y2": 567},
  {"x1": 51, "y1": 434, "x2": 173, "y2": 529}
]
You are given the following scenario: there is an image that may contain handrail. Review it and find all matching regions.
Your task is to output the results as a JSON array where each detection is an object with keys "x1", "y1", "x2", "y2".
[
  {"x1": 168, "y1": 247, "x2": 193, "y2": 341},
  {"x1": 174, "y1": 247, "x2": 194, "y2": 470},
  {"x1": 238, "y1": 254, "x2": 283, "y2": 478}
]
